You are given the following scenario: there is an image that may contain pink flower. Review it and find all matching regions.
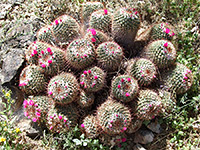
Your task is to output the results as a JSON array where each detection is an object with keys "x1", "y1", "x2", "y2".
[
  {"x1": 33, "y1": 50, "x2": 38, "y2": 55},
  {"x1": 104, "y1": 9, "x2": 108, "y2": 15},
  {"x1": 49, "y1": 116, "x2": 53, "y2": 119},
  {"x1": 127, "y1": 78, "x2": 131, "y2": 82},
  {"x1": 55, "y1": 20, "x2": 59, "y2": 25},
  {"x1": 36, "y1": 112, "x2": 41, "y2": 117},
  {"x1": 125, "y1": 93, "x2": 130, "y2": 97},
  {"x1": 123, "y1": 127, "x2": 127, "y2": 131},
  {"x1": 171, "y1": 32, "x2": 175, "y2": 36},
  {"x1": 32, "y1": 118, "x2": 37, "y2": 122},
  {"x1": 153, "y1": 75, "x2": 156, "y2": 78},
  {"x1": 81, "y1": 124, "x2": 85, "y2": 128},
  {"x1": 41, "y1": 50, "x2": 44, "y2": 54},
  {"x1": 80, "y1": 81, "x2": 84, "y2": 85},
  {"x1": 23, "y1": 100, "x2": 28, "y2": 107},
  {"x1": 48, "y1": 91, "x2": 53, "y2": 95},
  {"x1": 47, "y1": 47, "x2": 51, "y2": 52},
  {"x1": 41, "y1": 64, "x2": 46, "y2": 68},
  {"x1": 48, "y1": 59, "x2": 52, "y2": 64},
  {"x1": 121, "y1": 78, "x2": 124, "y2": 82},
  {"x1": 141, "y1": 74, "x2": 144, "y2": 77},
  {"x1": 24, "y1": 111, "x2": 28, "y2": 117},
  {"x1": 83, "y1": 70, "x2": 87, "y2": 75},
  {"x1": 134, "y1": 11, "x2": 138, "y2": 15},
  {"x1": 50, "y1": 126, "x2": 53, "y2": 130},
  {"x1": 88, "y1": 70, "x2": 91, "y2": 74},
  {"x1": 165, "y1": 28, "x2": 170, "y2": 34},
  {"x1": 121, "y1": 138, "x2": 126, "y2": 142},
  {"x1": 94, "y1": 76, "x2": 98, "y2": 79},
  {"x1": 59, "y1": 115, "x2": 62, "y2": 120},
  {"x1": 90, "y1": 29, "x2": 96, "y2": 35},
  {"x1": 84, "y1": 54, "x2": 87, "y2": 57},
  {"x1": 164, "y1": 42, "x2": 168, "y2": 48},
  {"x1": 184, "y1": 76, "x2": 188, "y2": 79},
  {"x1": 64, "y1": 119, "x2": 67, "y2": 123},
  {"x1": 29, "y1": 100, "x2": 34, "y2": 106},
  {"x1": 117, "y1": 84, "x2": 121, "y2": 88},
  {"x1": 91, "y1": 38, "x2": 96, "y2": 42}
]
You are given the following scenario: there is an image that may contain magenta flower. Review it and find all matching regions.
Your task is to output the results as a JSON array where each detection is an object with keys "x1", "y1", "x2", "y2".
[
  {"x1": 59, "y1": 115, "x2": 62, "y2": 120},
  {"x1": 164, "y1": 42, "x2": 168, "y2": 48},
  {"x1": 125, "y1": 93, "x2": 130, "y2": 97},
  {"x1": 48, "y1": 59, "x2": 52, "y2": 64},
  {"x1": 47, "y1": 47, "x2": 51, "y2": 52},
  {"x1": 104, "y1": 9, "x2": 108, "y2": 15},
  {"x1": 94, "y1": 76, "x2": 98, "y2": 79},
  {"x1": 55, "y1": 20, "x2": 59, "y2": 25},
  {"x1": 121, "y1": 138, "x2": 127, "y2": 142},
  {"x1": 123, "y1": 127, "x2": 127, "y2": 131},
  {"x1": 24, "y1": 111, "x2": 28, "y2": 117},
  {"x1": 117, "y1": 84, "x2": 121, "y2": 88},
  {"x1": 81, "y1": 124, "x2": 85, "y2": 128},
  {"x1": 33, "y1": 50, "x2": 38, "y2": 55},
  {"x1": 29, "y1": 100, "x2": 34, "y2": 106},
  {"x1": 32, "y1": 118, "x2": 37, "y2": 122},
  {"x1": 36, "y1": 112, "x2": 41, "y2": 117},
  {"x1": 165, "y1": 28, "x2": 170, "y2": 34},
  {"x1": 91, "y1": 38, "x2": 96, "y2": 42},
  {"x1": 48, "y1": 91, "x2": 53, "y2": 95},
  {"x1": 41, "y1": 64, "x2": 46, "y2": 68},
  {"x1": 90, "y1": 29, "x2": 96, "y2": 35}
]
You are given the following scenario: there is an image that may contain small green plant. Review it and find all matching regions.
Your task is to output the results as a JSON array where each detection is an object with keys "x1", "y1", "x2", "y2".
[
  {"x1": 0, "y1": 90, "x2": 25, "y2": 149},
  {"x1": 41, "y1": 126, "x2": 109, "y2": 150}
]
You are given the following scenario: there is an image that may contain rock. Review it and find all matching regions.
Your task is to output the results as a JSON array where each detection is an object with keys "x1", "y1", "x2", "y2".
[
  {"x1": 1, "y1": 48, "x2": 25, "y2": 84},
  {"x1": 133, "y1": 144, "x2": 147, "y2": 150},
  {"x1": 15, "y1": 106, "x2": 43, "y2": 139},
  {"x1": 134, "y1": 129, "x2": 154, "y2": 144},
  {"x1": 0, "y1": 84, "x2": 24, "y2": 111},
  {"x1": 147, "y1": 121, "x2": 162, "y2": 134}
]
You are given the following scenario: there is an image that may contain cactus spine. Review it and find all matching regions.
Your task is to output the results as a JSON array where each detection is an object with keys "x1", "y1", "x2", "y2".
[
  {"x1": 48, "y1": 73, "x2": 79, "y2": 104},
  {"x1": 111, "y1": 75, "x2": 139, "y2": 103}
]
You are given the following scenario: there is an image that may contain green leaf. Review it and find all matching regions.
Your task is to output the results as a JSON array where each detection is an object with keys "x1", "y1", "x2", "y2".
[{"x1": 72, "y1": 139, "x2": 82, "y2": 145}]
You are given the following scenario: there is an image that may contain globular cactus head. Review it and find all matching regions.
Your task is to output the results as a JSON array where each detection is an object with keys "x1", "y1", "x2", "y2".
[
  {"x1": 111, "y1": 75, "x2": 139, "y2": 103},
  {"x1": 158, "y1": 89, "x2": 176, "y2": 116},
  {"x1": 162, "y1": 63, "x2": 193, "y2": 95},
  {"x1": 77, "y1": 90, "x2": 95, "y2": 108},
  {"x1": 112, "y1": 7, "x2": 140, "y2": 47},
  {"x1": 96, "y1": 41, "x2": 123, "y2": 71},
  {"x1": 19, "y1": 65, "x2": 46, "y2": 95},
  {"x1": 149, "y1": 22, "x2": 176, "y2": 41},
  {"x1": 36, "y1": 25, "x2": 56, "y2": 45},
  {"x1": 23, "y1": 96, "x2": 54, "y2": 125},
  {"x1": 96, "y1": 97, "x2": 131, "y2": 135},
  {"x1": 81, "y1": 2, "x2": 104, "y2": 25},
  {"x1": 25, "y1": 41, "x2": 49, "y2": 65},
  {"x1": 143, "y1": 40, "x2": 177, "y2": 69},
  {"x1": 46, "y1": 103, "x2": 79, "y2": 133},
  {"x1": 80, "y1": 66, "x2": 106, "y2": 92},
  {"x1": 126, "y1": 58, "x2": 157, "y2": 86},
  {"x1": 135, "y1": 89, "x2": 162, "y2": 120},
  {"x1": 66, "y1": 38, "x2": 96, "y2": 70},
  {"x1": 89, "y1": 9, "x2": 112, "y2": 33},
  {"x1": 80, "y1": 115, "x2": 100, "y2": 138},
  {"x1": 48, "y1": 73, "x2": 79, "y2": 104},
  {"x1": 38, "y1": 46, "x2": 66, "y2": 76},
  {"x1": 51, "y1": 15, "x2": 80, "y2": 45},
  {"x1": 84, "y1": 28, "x2": 109, "y2": 47}
]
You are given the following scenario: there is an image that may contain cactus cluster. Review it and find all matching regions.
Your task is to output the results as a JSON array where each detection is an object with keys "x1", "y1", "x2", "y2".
[{"x1": 18, "y1": 1, "x2": 193, "y2": 146}]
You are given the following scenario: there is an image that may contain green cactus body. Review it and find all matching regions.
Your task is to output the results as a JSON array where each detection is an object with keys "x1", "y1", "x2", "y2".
[
  {"x1": 126, "y1": 58, "x2": 157, "y2": 86},
  {"x1": 77, "y1": 90, "x2": 95, "y2": 108},
  {"x1": 81, "y1": 2, "x2": 104, "y2": 24},
  {"x1": 149, "y1": 22, "x2": 175, "y2": 41},
  {"x1": 38, "y1": 45, "x2": 66, "y2": 76},
  {"x1": 96, "y1": 98, "x2": 131, "y2": 135},
  {"x1": 51, "y1": 15, "x2": 80, "y2": 44},
  {"x1": 80, "y1": 115, "x2": 100, "y2": 138},
  {"x1": 135, "y1": 89, "x2": 162, "y2": 120},
  {"x1": 143, "y1": 40, "x2": 177, "y2": 68},
  {"x1": 25, "y1": 41, "x2": 49, "y2": 65},
  {"x1": 96, "y1": 41, "x2": 123, "y2": 71},
  {"x1": 111, "y1": 75, "x2": 139, "y2": 103},
  {"x1": 84, "y1": 29, "x2": 108, "y2": 47},
  {"x1": 80, "y1": 66, "x2": 106, "y2": 92},
  {"x1": 158, "y1": 89, "x2": 176, "y2": 115},
  {"x1": 23, "y1": 96, "x2": 54, "y2": 124},
  {"x1": 89, "y1": 9, "x2": 112, "y2": 33},
  {"x1": 19, "y1": 65, "x2": 46, "y2": 95},
  {"x1": 37, "y1": 25, "x2": 56, "y2": 45},
  {"x1": 112, "y1": 8, "x2": 140, "y2": 46},
  {"x1": 162, "y1": 63, "x2": 193, "y2": 94},
  {"x1": 46, "y1": 103, "x2": 79, "y2": 133},
  {"x1": 48, "y1": 73, "x2": 79, "y2": 104},
  {"x1": 66, "y1": 39, "x2": 95, "y2": 69}
]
